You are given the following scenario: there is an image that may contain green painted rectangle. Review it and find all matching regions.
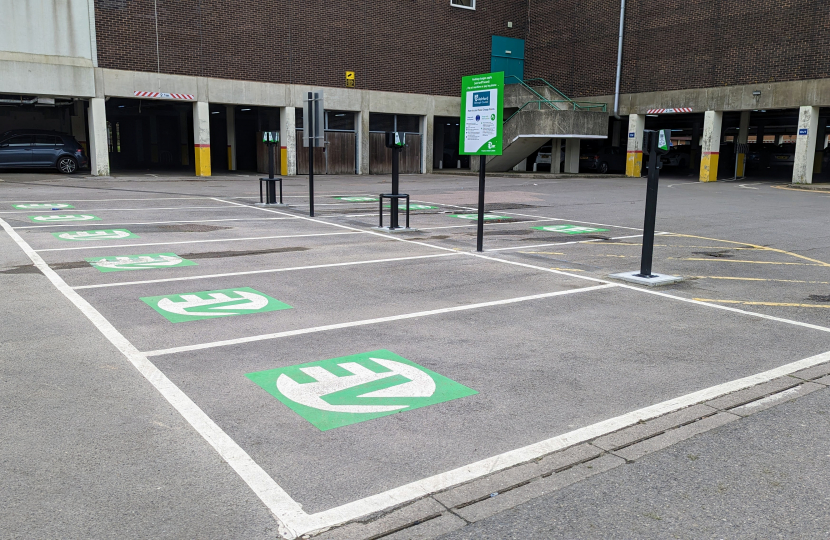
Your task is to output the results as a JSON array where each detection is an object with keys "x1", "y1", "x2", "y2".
[
  {"x1": 334, "y1": 196, "x2": 378, "y2": 202},
  {"x1": 13, "y1": 203, "x2": 74, "y2": 209},
  {"x1": 246, "y1": 349, "x2": 477, "y2": 431},
  {"x1": 531, "y1": 224, "x2": 609, "y2": 234},
  {"x1": 29, "y1": 214, "x2": 101, "y2": 223},
  {"x1": 141, "y1": 287, "x2": 292, "y2": 323},
  {"x1": 52, "y1": 229, "x2": 138, "y2": 241},
  {"x1": 460, "y1": 72, "x2": 504, "y2": 156},
  {"x1": 86, "y1": 253, "x2": 197, "y2": 272}
]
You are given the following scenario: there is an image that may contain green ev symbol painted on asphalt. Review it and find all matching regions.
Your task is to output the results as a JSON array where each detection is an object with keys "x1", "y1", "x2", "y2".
[
  {"x1": 86, "y1": 253, "x2": 197, "y2": 272},
  {"x1": 246, "y1": 349, "x2": 477, "y2": 431},
  {"x1": 13, "y1": 203, "x2": 74, "y2": 209},
  {"x1": 384, "y1": 204, "x2": 437, "y2": 210},
  {"x1": 141, "y1": 287, "x2": 292, "y2": 323},
  {"x1": 29, "y1": 214, "x2": 100, "y2": 222},
  {"x1": 334, "y1": 196, "x2": 379, "y2": 202},
  {"x1": 450, "y1": 213, "x2": 510, "y2": 221},
  {"x1": 531, "y1": 224, "x2": 609, "y2": 235},
  {"x1": 52, "y1": 229, "x2": 138, "y2": 241}
]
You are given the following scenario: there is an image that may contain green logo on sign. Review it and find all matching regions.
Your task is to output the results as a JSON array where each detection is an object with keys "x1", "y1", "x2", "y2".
[
  {"x1": 531, "y1": 224, "x2": 609, "y2": 235},
  {"x1": 86, "y1": 253, "x2": 197, "y2": 272},
  {"x1": 450, "y1": 213, "x2": 510, "y2": 221},
  {"x1": 141, "y1": 287, "x2": 292, "y2": 323},
  {"x1": 29, "y1": 214, "x2": 100, "y2": 222},
  {"x1": 13, "y1": 203, "x2": 74, "y2": 209},
  {"x1": 53, "y1": 229, "x2": 138, "y2": 241},
  {"x1": 334, "y1": 196, "x2": 378, "y2": 202},
  {"x1": 246, "y1": 350, "x2": 477, "y2": 431}
]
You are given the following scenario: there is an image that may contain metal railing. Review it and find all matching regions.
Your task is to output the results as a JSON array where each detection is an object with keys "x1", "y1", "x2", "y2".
[
  {"x1": 505, "y1": 99, "x2": 607, "y2": 123},
  {"x1": 504, "y1": 75, "x2": 562, "y2": 111}
]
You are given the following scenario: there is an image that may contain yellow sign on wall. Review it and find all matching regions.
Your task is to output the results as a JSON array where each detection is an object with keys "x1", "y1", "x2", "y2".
[{"x1": 346, "y1": 71, "x2": 355, "y2": 88}]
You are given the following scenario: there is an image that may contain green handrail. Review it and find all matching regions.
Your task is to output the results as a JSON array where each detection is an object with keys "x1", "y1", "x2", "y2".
[
  {"x1": 504, "y1": 75, "x2": 561, "y2": 111},
  {"x1": 522, "y1": 78, "x2": 573, "y2": 103}
]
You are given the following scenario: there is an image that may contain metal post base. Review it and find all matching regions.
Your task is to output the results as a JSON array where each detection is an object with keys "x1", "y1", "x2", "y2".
[{"x1": 609, "y1": 271, "x2": 684, "y2": 286}]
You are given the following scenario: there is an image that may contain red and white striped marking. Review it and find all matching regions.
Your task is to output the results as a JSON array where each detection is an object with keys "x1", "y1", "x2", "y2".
[
  {"x1": 133, "y1": 91, "x2": 195, "y2": 100},
  {"x1": 647, "y1": 108, "x2": 693, "y2": 114}
]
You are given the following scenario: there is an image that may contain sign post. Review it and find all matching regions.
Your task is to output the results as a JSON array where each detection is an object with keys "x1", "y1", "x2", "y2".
[
  {"x1": 460, "y1": 72, "x2": 504, "y2": 252},
  {"x1": 303, "y1": 91, "x2": 325, "y2": 217},
  {"x1": 385, "y1": 132, "x2": 406, "y2": 229}
]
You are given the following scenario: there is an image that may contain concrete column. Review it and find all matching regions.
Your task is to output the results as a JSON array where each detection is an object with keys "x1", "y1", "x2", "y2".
[
  {"x1": 279, "y1": 106, "x2": 296, "y2": 176},
  {"x1": 357, "y1": 109, "x2": 370, "y2": 175},
  {"x1": 564, "y1": 138, "x2": 580, "y2": 174},
  {"x1": 226, "y1": 105, "x2": 236, "y2": 171},
  {"x1": 611, "y1": 120, "x2": 621, "y2": 147},
  {"x1": 423, "y1": 114, "x2": 433, "y2": 173},
  {"x1": 87, "y1": 97, "x2": 109, "y2": 176},
  {"x1": 736, "y1": 110, "x2": 750, "y2": 177},
  {"x1": 512, "y1": 158, "x2": 527, "y2": 172},
  {"x1": 690, "y1": 121, "x2": 701, "y2": 172},
  {"x1": 179, "y1": 109, "x2": 189, "y2": 166},
  {"x1": 814, "y1": 119, "x2": 826, "y2": 174},
  {"x1": 550, "y1": 138, "x2": 561, "y2": 173},
  {"x1": 699, "y1": 110, "x2": 723, "y2": 182},
  {"x1": 193, "y1": 101, "x2": 211, "y2": 176},
  {"x1": 793, "y1": 105, "x2": 819, "y2": 184},
  {"x1": 626, "y1": 114, "x2": 644, "y2": 177}
]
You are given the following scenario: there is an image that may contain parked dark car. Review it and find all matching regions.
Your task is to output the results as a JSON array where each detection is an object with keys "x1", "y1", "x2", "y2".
[
  {"x1": 579, "y1": 146, "x2": 626, "y2": 173},
  {"x1": 768, "y1": 143, "x2": 796, "y2": 168},
  {"x1": 660, "y1": 146, "x2": 691, "y2": 168},
  {"x1": 0, "y1": 130, "x2": 88, "y2": 173}
]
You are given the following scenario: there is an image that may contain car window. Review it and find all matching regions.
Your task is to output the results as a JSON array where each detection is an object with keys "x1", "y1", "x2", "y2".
[
  {"x1": 34, "y1": 135, "x2": 59, "y2": 146},
  {"x1": 3, "y1": 135, "x2": 33, "y2": 147}
]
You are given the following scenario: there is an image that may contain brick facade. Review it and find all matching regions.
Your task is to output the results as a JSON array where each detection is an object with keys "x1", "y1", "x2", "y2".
[
  {"x1": 94, "y1": 0, "x2": 526, "y2": 97},
  {"x1": 525, "y1": 0, "x2": 830, "y2": 99},
  {"x1": 95, "y1": 1, "x2": 830, "y2": 99}
]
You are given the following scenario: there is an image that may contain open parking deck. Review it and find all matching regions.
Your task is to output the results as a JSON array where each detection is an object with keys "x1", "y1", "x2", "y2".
[{"x1": 3, "y1": 173, "x2": 830, "y2": 538}]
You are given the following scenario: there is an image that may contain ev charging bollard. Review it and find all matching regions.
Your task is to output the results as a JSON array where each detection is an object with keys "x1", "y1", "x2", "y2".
[
  {"x1": 610, "y1": 128, "x2": 681, "y2": 285},
  {"x1": 259, "y1": 131, "x2": 282, "y2": 205},
  {"x1": 303, "y1": 90, "x2": 324, "y2": 217},
  {"x1": 387, "y1": 132, "x2": 404, "y2": 229}
]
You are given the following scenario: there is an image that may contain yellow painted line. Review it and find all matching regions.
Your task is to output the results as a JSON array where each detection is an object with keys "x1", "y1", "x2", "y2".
[
  {"x1": 693, "y1": 276, "x2": 830, "y2": 285},
  {"x1": 551, "y1": 267, "x2": 585, "y2": 272},
  {"x1": 694, "y1": 298, "x2": 830, "y2": 309},
  {"x1": 676, "y1": 258, "x2": 821, "y2": 266},
  {"x1": 772, "y1": 185, "x2": 830, "y2": 195},
  {"x1": 667, "y1": 233, "x2": 830, "y2": 267}
]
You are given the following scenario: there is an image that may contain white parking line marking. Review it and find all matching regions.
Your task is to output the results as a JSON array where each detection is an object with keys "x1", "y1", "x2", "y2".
[
  {"x1": 487, "y1": 233, "x2": 656, "y2": 252},
  {"x1": 0, "y1": 217, "x2": 303, "y2": 539},
  {"x1": 417, "y1": 218, "x2": 565, "y2": 231},
  {"x1": 73, "y1": 253, "x2": 461, "y2": 289},
  {"x1": 0, "y1": 196, "x2": 211, "y2": 203},
  {"x1": 143, "y1": 284, "x2": 616, "y2": 357},
  {"x1": 0, "y1": 205, "x2": 239, "y2": 214},
  {"x1": 35, "y1": 231, "x2": 364, "y2": 252},
  {"x1": 16, "y1": 217, "x2": 297, "y2": 229}
]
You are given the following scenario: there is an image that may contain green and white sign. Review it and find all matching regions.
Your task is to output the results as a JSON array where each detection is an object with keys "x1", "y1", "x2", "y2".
[
  {"x1": 334, "y1": 196, "x2": 378, "y2": 202},
  {"x1": 384, "y1": 204, "x2": 437, "y2": 210},
  {"x1": 460, "y1": 72, "x2": 504, "y2": 155},
  {"x1": 86, "y1": 253, "x2": 196, "y2": 272},
  {"x1": 53, "y1": 229, "x2": 138, "y2": 241},
  {"x1": 246, "y1": 349, "x2": 477, "y2": 431},
  {"x1": 29, "y1": 214, "x2": 100, "y2": 223},
  {"x1": 450, "y1": 213, "x2": 509, "y2": 221},
  {"x1": 531, "y1": 224, "x2": 609, "y2": 235},
  {"x1": 141, "y1": 287, "x2": 291, "y2": 323},
  {"x1": 13, "y1": 203, "x2": 74, "y2": 209}
]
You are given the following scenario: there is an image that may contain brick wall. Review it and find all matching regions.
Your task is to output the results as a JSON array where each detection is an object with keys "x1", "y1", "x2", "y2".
[
  {"x1": 525, "y1": 0, "x2": 830, "y2": 99},
  {"x1": 94, "y1": 0, "x2": 527, "y2": 96}
]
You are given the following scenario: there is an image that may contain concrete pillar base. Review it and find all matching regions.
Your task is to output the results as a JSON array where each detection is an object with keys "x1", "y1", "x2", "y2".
[{"x1": 700, "y1": 110, "x2": 723, "y2": 182}]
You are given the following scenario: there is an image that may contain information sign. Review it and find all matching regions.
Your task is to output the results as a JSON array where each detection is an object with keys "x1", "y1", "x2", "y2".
[{"x1": 459, "y1": 72, "x2": 504, "y2": 155}]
